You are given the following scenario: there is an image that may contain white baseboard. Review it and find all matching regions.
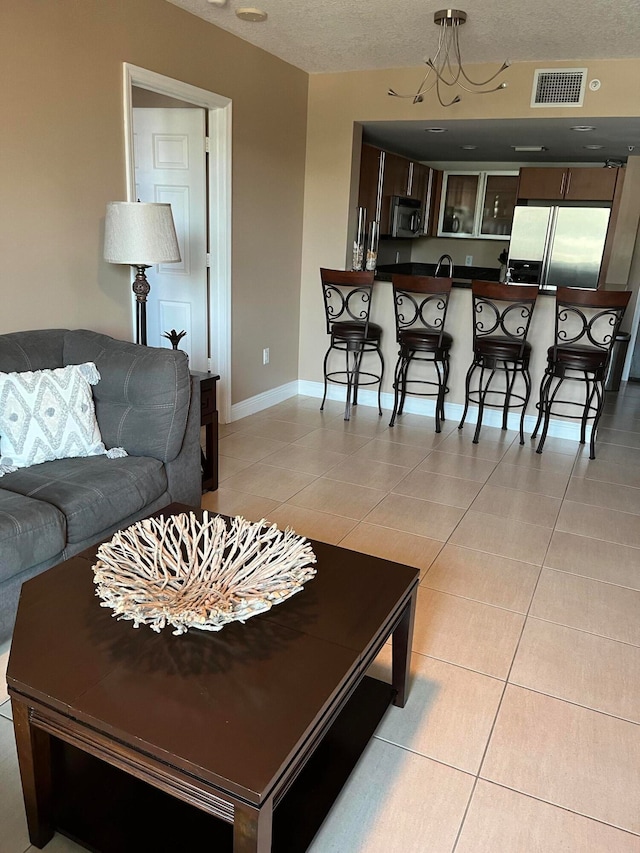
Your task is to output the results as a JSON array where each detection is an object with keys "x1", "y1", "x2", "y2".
[
  {"x1": 230, "y1": 381, "x2": 299, "y2": 421},
  {"x1": 231, "y1": 379, "x2": 587, "y2": 442},
  {"x1": 296, "y1": 380, "x2": 587, "y2": 442}
]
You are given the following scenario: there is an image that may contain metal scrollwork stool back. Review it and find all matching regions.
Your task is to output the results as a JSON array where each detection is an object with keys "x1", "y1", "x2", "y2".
[
  {"x1": 459, "y1": 281, "x2": 539, "y2": 444},
  {"x1": 389, "y1": 274, "x2": 453, "y2": 433},
  {"x1": 531, "y1": 286, "x2": 631, "y2": 459},
  {"x1": 320, "y1": 268, "x2": 384, "y2": 421}
]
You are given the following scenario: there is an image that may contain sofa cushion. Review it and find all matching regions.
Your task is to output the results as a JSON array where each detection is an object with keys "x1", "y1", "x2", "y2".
[
  {"x1": 0, "y1": 489, "x2": 65, "y2": 581},
  {"x1": 63, "y1": 330, "x2": 190, "y2": 463},
  {"x1": 0, "y1": 455, "x2": 167, "y2": 544}
]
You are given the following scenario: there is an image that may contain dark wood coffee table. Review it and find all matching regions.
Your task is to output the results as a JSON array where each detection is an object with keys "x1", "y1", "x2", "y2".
[{"x1": 8, "y1": 503, "x2": 418, "y2": 852}]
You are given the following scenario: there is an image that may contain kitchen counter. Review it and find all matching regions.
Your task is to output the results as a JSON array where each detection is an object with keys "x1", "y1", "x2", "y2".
[{"x1": 375, "y1": 262, "x2": 502, "y2": 287}]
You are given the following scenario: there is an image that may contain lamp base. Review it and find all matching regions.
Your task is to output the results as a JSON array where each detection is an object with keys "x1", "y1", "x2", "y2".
[{"x1": 132, "y1": 265, "x2": 150, "y2": 346}]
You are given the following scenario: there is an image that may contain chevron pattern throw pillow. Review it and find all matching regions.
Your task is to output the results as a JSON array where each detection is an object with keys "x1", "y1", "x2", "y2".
[{"x1": 0, "y1": 362, "x2": 125, "y2": 476}]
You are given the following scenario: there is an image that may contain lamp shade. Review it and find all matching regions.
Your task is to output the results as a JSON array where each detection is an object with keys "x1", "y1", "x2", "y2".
[{"x1": 104, "y1": 202, "x2": 181, "y2": 265}]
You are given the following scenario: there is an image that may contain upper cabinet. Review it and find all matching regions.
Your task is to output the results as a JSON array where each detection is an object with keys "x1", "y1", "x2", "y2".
[
  {"x1": 517, "y1": 166, "x2": 620, "y2": 202},
  {"x1": 438, "y1": 171, "x2": 519, "y2": 239},
  {"x1": 358, "y1": 143, "x2": 440, "y2": 237},
  {"x1": 382, "y1": 151, "x2": 428, "y2": 201},
  {"x1": 358, "y1": 143, "x2": 384, "y2": 224}
]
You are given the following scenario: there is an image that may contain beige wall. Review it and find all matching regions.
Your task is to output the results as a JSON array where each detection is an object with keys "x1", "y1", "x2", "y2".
[
  {"x1": 1, "y1": 0, "x2": 308, "y2": 404},
  {"x1": 300, "y1": 59, "x2": 640, "y2": 395}
]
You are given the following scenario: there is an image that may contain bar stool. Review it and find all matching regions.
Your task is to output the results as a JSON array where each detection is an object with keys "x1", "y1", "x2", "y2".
[
  {"x1": 459, "y1": 281, "x2": 539, "y2": 444},
  {"x1": 531, "y1": 286, "x2": 631, "y2": 459},
  {"x1": 389, "y1": 274, "x2": 453, "y2": 433},
  {"x1": 320, "y1": 268, "x2": 384, "y2": 421}
]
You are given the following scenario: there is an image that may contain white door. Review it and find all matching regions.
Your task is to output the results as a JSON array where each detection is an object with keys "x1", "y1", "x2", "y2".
[{"x1": 133, "y1": 107, "x2": 208, "y2": 371}]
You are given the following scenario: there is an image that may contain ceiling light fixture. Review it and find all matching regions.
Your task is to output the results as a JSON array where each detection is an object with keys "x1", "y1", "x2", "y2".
[
  {"x1": 570, "y1": 125, "x2": 596, "y2": 132},
  {"x1": 388, "y1": 9, "x2": 510, "y2": 108},
  {"x1": 584, "y1": 144, "x2": 604, "y2": 150},
  {"x1": 236, "y1": 7, "x2": 267, "y2": 22},
  {"x1": 512, "y1": 146, "x2": 547, "y2": 152},
  {"x1": 425, "y1": 127, "x2": 447, "y2": 133},
  {"x1": 461, "y1": 145, "x2": 477, "y2": 150}
]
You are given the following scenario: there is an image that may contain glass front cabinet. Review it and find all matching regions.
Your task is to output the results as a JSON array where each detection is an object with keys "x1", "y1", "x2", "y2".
[{"x1": 438, "y1": 171, "x2": 519, "y2": 239}]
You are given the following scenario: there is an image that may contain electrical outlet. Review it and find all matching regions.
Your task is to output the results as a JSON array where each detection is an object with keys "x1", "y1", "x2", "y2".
[
  {"x1": 465, "y1": 255, "x2": 473, "y2": 266},
  {"x1": 262, "y1": 347, "x2": 270, "y2": 365}
]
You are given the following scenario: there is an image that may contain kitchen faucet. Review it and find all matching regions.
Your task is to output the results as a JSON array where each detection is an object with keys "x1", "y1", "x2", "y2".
[{"x1": 435, "y1": 253, "x2": 453, "y2": 277}]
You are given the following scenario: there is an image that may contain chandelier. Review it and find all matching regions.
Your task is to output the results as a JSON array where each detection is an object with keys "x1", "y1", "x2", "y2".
[{"x1": 388, "y1": 9, "x2": 510, "y2": 107}]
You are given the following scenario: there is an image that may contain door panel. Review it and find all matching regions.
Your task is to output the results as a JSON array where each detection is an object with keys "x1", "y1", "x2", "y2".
[
  {"x1": 133, "y1": 108, "x2": 208, "y2": 371},
  {"x1": 565, "y1": 167, "x2": 618, "y2": 201},
  {"x1": 517, "y1": 167, "x2": 566, "y2": 200}
]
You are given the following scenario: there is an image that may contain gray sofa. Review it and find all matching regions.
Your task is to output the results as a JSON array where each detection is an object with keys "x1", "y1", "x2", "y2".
[{"x1": 0, "y1": 329, "x2": 202, "y2": 645}]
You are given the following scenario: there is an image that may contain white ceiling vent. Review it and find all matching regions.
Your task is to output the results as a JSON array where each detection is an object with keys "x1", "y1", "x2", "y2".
[{"x1": 531, "y1": 68, "x2": 587, "y2": 108}]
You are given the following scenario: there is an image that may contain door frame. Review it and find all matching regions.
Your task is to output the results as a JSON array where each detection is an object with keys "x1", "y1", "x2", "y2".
[{"x1": 122, "y1": 63, "x2": 232, "y2": 423}]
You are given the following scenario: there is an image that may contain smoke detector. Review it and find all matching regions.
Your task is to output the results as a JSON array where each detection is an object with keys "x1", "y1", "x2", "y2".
[{"x1": 236, "y1": 7, "x2": 267, "y2": 21}]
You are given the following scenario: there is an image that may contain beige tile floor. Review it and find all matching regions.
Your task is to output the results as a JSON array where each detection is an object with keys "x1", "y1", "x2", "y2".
[{"x1": 2, "y1": 383, "x2": 640, "y2": 851}]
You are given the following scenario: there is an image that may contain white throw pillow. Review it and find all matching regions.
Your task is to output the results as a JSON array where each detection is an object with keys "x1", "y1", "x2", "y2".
[{"x1": 0, "y1": 362, "x2": 126, "y2": 476}]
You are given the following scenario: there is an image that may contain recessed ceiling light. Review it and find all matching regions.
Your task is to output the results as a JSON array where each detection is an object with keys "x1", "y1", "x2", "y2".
[
  {"x1": 512, "y1": 146, "x2": 547, "y2": 152},
  {"x1": 461, "y1": 145, "x2": 477, "y2": 150},
  {"x1": 584, "y1": 144, "x2": 604, "y2": 150},
  {"x1": 570, "y1": 125, "x2": 596, "y2": 132},
  {"x1": 425, "y1": 127, "x2": 447, "y2": 133},
  {"x1": 236, "y1": 7, "x2": 267, "y2": 21}
]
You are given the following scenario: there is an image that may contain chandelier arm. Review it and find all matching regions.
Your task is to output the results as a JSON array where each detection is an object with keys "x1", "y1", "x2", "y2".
[
  {"x1": 435, "y1": 75, "x2": 461, "y2": 108},
  {"x1": 427, "y1": 56, "x2": 462, "y2": 88},
  {"x1": 388, "y1": 9, "x2": 509, "y2": 105},
  {"x1": 458, "y1": 61, "x2": 511, "y2": 87},
  {"x1": 445, "y1": 44, "x2": 464, "y2": 84},
  {"x1": 388, "y1": 64, "x2": 437, "y2": 101},
  {"x1": 456, "y1": 79, "x2": 508, "y2": 95},
  {"x1": 414, "y1": 65, "x2": 437, "y2": 96},
  {"x1": 425, "y1": 28, "x2": 448, "y2": 78},
  {"x1": 453, "y1": 28, "x2": 509, "y2": 87}
]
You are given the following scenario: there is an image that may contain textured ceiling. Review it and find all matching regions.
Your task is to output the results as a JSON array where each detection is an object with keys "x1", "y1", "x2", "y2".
[
  {"x1": 165, "y1": 0, "x2": 640, "y2": 164},
  {"x1": 167, "y1": 0, "x2": 640, "y2": 74}
]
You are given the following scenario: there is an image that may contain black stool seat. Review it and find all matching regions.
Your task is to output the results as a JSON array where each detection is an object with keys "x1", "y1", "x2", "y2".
[
  {"x1": 459, "y1": 281, "x2": 539, "y2": 445},
  {"x1": 320, "y1": 268, "x2": 384, "y2": 421},
  {"x1": 546, "y1": 344, "x2": 607, "y2": 373},
  {"x1": 399, "y1": 329, "x2": 453, "y2": 352},
  {"x1": 389, "y1": 274, "x2": 453, "y2": 433},
  {"x1": 332, "y1": 320, "x2": 383, "y2": 342},
  {"x1": 477, "y1": 337, "x2": 531, "y2": 363},
  {"x1": 532, "y1": 287, "x2": 631, "y2": 459}
]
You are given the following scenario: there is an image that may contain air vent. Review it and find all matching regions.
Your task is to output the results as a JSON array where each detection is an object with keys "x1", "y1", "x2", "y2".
[{"x1": 531, "y1": 68, "x2": 587, "y2": 108}]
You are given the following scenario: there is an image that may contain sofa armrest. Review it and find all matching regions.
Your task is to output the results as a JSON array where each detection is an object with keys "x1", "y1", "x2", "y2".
[{"x1": 164, "y1": 375, "x2": 202, "y2": 507}]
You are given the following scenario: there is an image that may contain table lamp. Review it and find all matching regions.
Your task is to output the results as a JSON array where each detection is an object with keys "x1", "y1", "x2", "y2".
[{"x1": 104, "y1": 201, "x2": 181, "y2": 345}]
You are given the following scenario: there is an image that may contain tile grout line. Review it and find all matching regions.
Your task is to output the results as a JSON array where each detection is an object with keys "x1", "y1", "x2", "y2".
[{"x1": 452, "y1": 443, "x2": 583, "y2": 849}]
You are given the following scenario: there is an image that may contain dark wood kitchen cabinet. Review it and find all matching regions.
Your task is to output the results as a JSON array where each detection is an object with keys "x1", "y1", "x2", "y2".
[
  {"x1": 383, "y1": 151, "x2": 426, "y2": 201},
  {"x1": 357, "y1": 142, "x2": 440, "y2": 237},
  {"x1": 358, "y1": 143, "x2": 384, "y2": 224},
  {"x1": 517, "y1": 166, "x2": 620, "y2": 201}
]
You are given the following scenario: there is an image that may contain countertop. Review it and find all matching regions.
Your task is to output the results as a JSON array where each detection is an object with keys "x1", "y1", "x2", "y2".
[{"x1": 375, "y1": 262, "x2": 501, "y2": 287}]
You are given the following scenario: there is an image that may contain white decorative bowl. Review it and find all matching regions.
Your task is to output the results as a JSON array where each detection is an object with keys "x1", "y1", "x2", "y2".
[{"x1": 92, "y1": 511, "x2": 317, "y2": 635}]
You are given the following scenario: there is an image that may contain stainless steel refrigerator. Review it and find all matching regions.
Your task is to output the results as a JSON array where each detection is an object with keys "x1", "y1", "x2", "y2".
[{"x1": 508, "y1": 205, "x2": 611, "y2": 289}]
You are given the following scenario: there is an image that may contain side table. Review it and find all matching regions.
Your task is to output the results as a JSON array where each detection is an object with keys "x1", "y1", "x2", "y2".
[{"x1": 191, "y1": 371, "x2": 220, "y2": 492}]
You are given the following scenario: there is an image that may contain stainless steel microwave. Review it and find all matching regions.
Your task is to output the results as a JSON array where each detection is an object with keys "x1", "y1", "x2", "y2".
[{"x1": 390, "y1": 196, "x2": 422, "y2": 239}]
